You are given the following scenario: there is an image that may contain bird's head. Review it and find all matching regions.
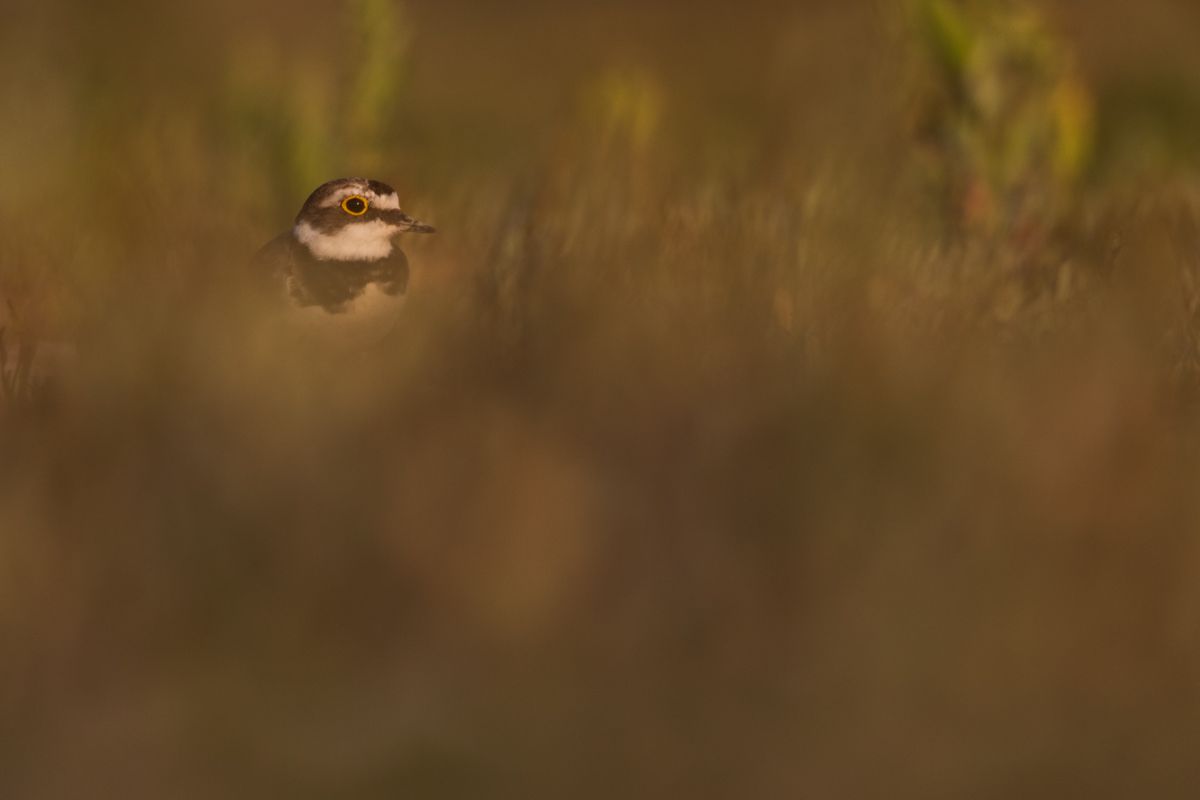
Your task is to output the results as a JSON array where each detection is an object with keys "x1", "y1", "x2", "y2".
[{"x1": 292, "y1": 177, "x2": 435, "y2": 262}]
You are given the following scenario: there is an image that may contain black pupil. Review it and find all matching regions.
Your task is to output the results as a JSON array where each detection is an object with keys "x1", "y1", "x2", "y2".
[{"x1": 346, "y1": 198, "x2": 366, "y2": 213}]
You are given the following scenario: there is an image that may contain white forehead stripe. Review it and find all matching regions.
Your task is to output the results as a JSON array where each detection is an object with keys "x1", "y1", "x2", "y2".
[
  {"x1": 294, "y1": 220, "x2": 395, "y2": 262},
  {"x1": 373, "y1": 193, "x2": 401, "y2": 210},
  {"x1": 322, "y1": 187, "x2": 401, "y2": 210}
]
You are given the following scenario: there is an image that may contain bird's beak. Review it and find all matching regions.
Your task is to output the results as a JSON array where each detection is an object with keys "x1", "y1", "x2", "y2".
[{"x1": 388, "y1": 210, "x2": 436, "y2": 234}]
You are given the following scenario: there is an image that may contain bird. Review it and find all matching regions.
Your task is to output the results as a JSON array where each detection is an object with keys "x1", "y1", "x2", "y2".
[{"x1": 254, "y1": 177, "x2": 435, "y2": 348}]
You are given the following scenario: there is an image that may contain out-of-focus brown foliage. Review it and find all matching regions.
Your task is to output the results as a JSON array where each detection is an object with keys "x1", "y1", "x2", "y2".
[{"x1": 3, "y1": 1, "x2": 1200, "y2": 797}]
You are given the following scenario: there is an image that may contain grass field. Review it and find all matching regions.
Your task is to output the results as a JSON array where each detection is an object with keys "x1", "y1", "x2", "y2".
[{"x1": 4, "y1": 1, "x2": 1200, "y2": 796}]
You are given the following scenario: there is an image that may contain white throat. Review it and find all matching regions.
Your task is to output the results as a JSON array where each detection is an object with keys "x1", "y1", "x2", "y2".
[{"x1": 294, "y1": 220, "x2": 395, "y2": 262}]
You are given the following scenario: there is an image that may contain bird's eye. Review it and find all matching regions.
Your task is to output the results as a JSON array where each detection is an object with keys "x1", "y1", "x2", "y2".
[{"x1": 341, "y1": 196, "x2": 369, "y2": 216}]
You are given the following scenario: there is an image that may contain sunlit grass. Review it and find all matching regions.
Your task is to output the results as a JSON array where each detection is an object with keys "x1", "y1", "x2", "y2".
[{"x1": 3, "y1": 0, "x2": 1200, "y2": 797}]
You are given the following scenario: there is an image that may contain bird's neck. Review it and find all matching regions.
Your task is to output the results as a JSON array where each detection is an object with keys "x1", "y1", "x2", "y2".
[{"x1": 294, "y1": 221, "x2": 394, "y2": 262}]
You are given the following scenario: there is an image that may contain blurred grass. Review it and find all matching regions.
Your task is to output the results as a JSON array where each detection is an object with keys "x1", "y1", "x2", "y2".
[{"x1": 4, "y1": 0, "x2": 1200, "y2": 797}]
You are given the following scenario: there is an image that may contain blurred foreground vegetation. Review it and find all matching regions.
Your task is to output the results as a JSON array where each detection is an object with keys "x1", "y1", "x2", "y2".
[{"x1": 4, "y1": 0, "x2": 1200, "y2": 796}]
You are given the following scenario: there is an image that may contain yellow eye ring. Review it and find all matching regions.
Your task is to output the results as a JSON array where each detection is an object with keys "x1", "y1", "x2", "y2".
[{"x1": 341, "y1": 195, "x2": 369, "y2": 216}]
